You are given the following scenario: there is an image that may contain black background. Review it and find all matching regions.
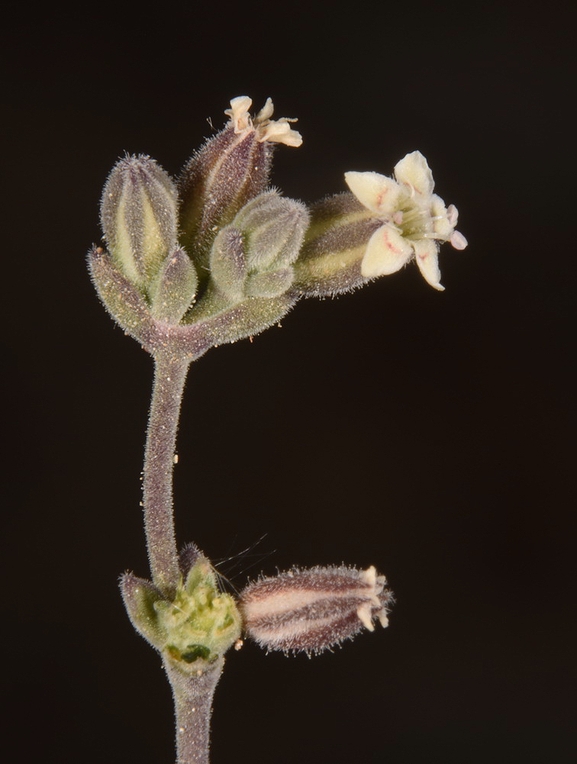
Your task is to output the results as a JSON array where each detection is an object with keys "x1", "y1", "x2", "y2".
[{"x1": 3, "y1": 2, "x2": 575, "y2": 762}]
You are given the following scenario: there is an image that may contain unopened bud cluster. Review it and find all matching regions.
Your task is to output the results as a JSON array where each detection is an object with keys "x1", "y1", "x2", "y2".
[
  {"x1": 89, "y1": 97, "x2": 308, "y2": 359},
  {"x1": 89, "y1": 97, "x2": 467, "y2": 361},
  {"x1": 121, "y1": 549, "x2": 241, "y2": 674},
  {"x1": 239, "y1": 565, "x2": 392, "y2": 654}
]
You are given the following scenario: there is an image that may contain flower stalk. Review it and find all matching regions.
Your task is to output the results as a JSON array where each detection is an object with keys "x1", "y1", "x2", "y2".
[{"x1": 143, "y1": 353, "x2": 190, "y2": 595}]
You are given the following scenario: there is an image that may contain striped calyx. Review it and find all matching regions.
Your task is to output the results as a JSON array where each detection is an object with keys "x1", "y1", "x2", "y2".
[{"x1": 239, "y1": 565, "x2": 393, "y2": 655}]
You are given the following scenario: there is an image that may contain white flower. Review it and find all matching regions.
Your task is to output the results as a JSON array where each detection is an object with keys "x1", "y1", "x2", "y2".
[
  {"x1": 224, "y1": 96, "x2": 303, "y2": 148},
  {"x1": 345, "y1": 151, "x2": 467, "y2": 291}
]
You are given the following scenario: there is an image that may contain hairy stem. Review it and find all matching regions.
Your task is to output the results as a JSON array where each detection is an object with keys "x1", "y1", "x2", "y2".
[
  {"x1": 143, "y1": 353, "x2": 191, "y2": 593},
  {"x1": 164, "y1": 658, "x2": 224, "y2": 764}
]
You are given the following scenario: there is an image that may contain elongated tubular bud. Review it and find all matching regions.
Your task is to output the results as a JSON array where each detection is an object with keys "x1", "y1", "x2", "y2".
[
  {"x1": 178, "y1": 126, "x2": 273, "y2": 263},
  {"x1": 100, "y1": 154, "x2": 178, "y2": 290},
  {"x1": 239, "y1": 565, "x2": 392, "y2": 655},
  {"x1": 293, "y1": 194, "x2": 381, "y2": 297}
]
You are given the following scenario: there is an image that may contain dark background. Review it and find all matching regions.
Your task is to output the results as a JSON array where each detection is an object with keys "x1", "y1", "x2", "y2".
[{"x1": 3, "y1": 2, "x2": 575, "y2": 762}]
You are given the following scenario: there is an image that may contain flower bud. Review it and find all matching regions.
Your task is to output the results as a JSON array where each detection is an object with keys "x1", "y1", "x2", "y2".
[
  {"x1": 207, "y1": 192, "x2": 309, "y2": 304},
  {"x1": 234, "y1": 191, "x2": 309, "y2": 271},
  {"x1": 100, "y1": 154, "x2": 178, "y2": 291},
  {"x1": 178, "y1": 97, "x2": 302, "y2": 265},
  {"x1": 160, "y1": 556, "x2": 241, "y2": 669},
  {"x1": 239, "y1": 565, "x2": 392, "y2": 655},
  {"x1": 120, "y1": 554, "x2": 241, "y2": 674}
]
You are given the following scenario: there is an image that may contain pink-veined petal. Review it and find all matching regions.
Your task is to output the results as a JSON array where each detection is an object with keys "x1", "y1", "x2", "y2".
[
  {"x1": 360, "y1": 224, "x2": 413, "y2": 278},
  {"x1": 450, "y1": 230, "x2": 468, "y2": 250},
  {"x1": 413, "y1": 239, "x2": 444, "y2": 290},
  {"x1": 446, "y1": 204, "x2": 459, "y2": 226},
  {"x1": 344, "y1": 171, "x2": 402, "y2": 215},
  {"x1": 394, "y1": 151, "x2": 434, "y2": 197}
]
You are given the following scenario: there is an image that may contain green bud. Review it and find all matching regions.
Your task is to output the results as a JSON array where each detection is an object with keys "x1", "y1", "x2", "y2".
[
  {"x1": 149, "y1": 247, "x2": 199, "y2": 324},
  {"x1": 234, "y1": 191, "x2": 309, "y2": 271},
  {"x1": 206, "y1": 192, "x2": 309, "y2": 305},
  {"x1": 120, "y1": 556, "x2": 242, "y2": 674},
  {"x1": 156, "y1": 556, "x2": 242, "y2": 672},
  {"x1": 293, "y1": 193, "x2": 381, "y2": 297},
  {"x1": 100, "y1": 155, "x2": 178, "y2": 291}
]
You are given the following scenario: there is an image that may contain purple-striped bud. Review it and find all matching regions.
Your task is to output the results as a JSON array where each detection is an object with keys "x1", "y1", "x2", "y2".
[
  {"x1": 100, "y1": 154, "x2": 178, "y2": 291},
  {"x1": 239, "y1": 565, "x2": 392, "y2": 655},
  {"x1": 293, "y1": 193, "x2": 381, "y2": 297},
  {"x1": 178, "y1": 97, "x2": 302, "y2": 264}
]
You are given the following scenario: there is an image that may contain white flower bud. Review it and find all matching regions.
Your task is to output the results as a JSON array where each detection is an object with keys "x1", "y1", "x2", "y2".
[{"x1": 239, "y1": 565, "x2": 392, "y2": 655}]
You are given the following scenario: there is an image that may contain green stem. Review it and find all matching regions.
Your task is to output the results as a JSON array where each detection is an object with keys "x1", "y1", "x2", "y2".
[{"x1": 143, "y1": 353, "x2": 191, "y2": 593}]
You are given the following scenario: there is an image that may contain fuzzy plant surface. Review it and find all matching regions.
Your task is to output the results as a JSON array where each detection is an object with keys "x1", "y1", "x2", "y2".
[{"x1": 88, "y1": 95, "x2": 467, "y2": 764}]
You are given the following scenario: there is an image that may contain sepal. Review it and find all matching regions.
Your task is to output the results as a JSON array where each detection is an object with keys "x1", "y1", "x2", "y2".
[
  {"x1": 193, "y1": 293, "x2": 297, "y2": 348},
  {"x1": 179, "y1": 542, "x2": 202, "y2": 577},
  {"x1": 149, "y1": 247, "x2": 198, "y2": 324},
  {"x1": 245, "y1": 268, "x2": 294, "y2": 298},
  {"x1": 87, "y1": 246, "x2": 155, "y2": 342},
  {"x1": 120, "y1": 572, "x2": 167, "y2": 648},
  {"x1": 209, "y1": 227, "x2": 247, "y2": 303}
]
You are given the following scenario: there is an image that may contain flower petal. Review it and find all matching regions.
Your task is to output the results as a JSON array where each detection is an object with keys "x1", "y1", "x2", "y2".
[
  {"x1": 394, "y1": 151, "x2": 434, "y2": 197},
  {"x1": 258, "y1": 119, "x2": 303, "y2": 147},
  {"x1": 361, "y1": 224, "x2": 413, "y2": 278},
  {"x1": 255, "y1": 97, "x2": 274, "y2": 123},
  {"x1": 413, "y1": 239, "x2": 444, "y2": 290},
  {"x1": 345, "y1": 171, "x2": 402, "y2": 216},
  {"x1": 450, "y1": 230, "x2": 468, "y2": 250},
  {"x1": 446, "y1": 204, "x2": 459, "y2": 226},
  {"x1": 225, "y1": 96, "x2": 253, "y2": 132}
]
